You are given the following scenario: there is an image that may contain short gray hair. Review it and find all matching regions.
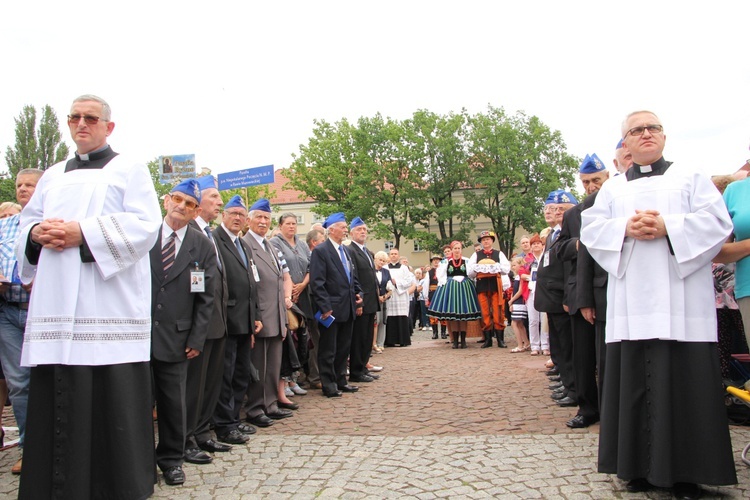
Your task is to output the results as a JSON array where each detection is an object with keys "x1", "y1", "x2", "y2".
[
  {"x1": 621, "y1": 110, "x2": 660, "y2": 137},
  {"x1": 72, "y1": 94, "x2": 112, "y2": 121},
  {"x1": 17, "y1": 168, "x2": 44, "y2": 180}
]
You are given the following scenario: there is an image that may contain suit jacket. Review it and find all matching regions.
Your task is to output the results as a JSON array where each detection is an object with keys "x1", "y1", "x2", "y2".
[
  {"x1": 242, "y1": 231, "x2": 286, "y2": 339},
  {"x1": 348, "y1": 243, "x2": 378, "y2": 314},
  {"x1": 213, "y1": 225, "x2": 259, "y2": 335},
  {"x1": 534, "y1": 225, "x2": 566, "y2": 314},
  {"x1": 150, "y1": 224, "x2": 216, "y2": 362},
  {"x1": 189, "y1": 219, "x2": 228, "y2": 340},
  {"x1": 309, "y1": 239, "x2": 362, "y2": 323},
  {"x1": 554, "y1": 203, "x2": 585, "y2": 314},
  {"x1": 576, "y1": 192, "x2": 608, "y2": 319}
]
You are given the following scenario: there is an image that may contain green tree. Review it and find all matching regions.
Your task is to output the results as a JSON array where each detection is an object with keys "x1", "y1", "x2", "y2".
[
  {"x1": 5, "y1": 105, "x2": 70, "y2": 176},
  {"x1": 464, "y1": 105, "x2": 578, "y2": 256},
  {"x1": 0, "y1": 177, "x2": 16, "y2": 203}
]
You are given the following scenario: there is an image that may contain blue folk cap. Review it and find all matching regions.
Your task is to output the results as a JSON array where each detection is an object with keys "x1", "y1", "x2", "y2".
[
  {"x1": 323, "y1": 212, "x2": 346, "y2": 229},
  {"x1": 224, "y1": 195, "x2": 246, "y2": 210},
  {"x1": 545, "y1": 189, "x2": 578, "y2": 205},
  {"x1": 196, "y1": 175, "x2": 218, "y2": 192},
  {"x1": 170, "y1": 179, "x2": 201, "y2": 204},
  {"x1": 249, "y1": 198, "x2": 271, "y2": 213},
  {"x1": 579, "y1": 153, "x2": 607, "y2": 174},
  {"x1": 349, "y1": 217, "x2": 366, "y2": 230},
  {"x1": 616, "y1": 138, "x2": 624, "y2": 149}
]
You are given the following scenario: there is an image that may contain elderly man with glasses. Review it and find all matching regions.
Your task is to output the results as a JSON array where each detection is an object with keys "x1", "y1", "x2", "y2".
[{"x1": 581, "y1": 111, "x2": 737, "y2": 499}]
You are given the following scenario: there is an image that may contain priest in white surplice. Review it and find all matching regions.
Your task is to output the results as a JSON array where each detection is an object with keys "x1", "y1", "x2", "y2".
[
  {"x1": 15, "y1": 95, "x2": 161, "y2": 500},
  {"x1": 580, "y1": 110, "x2": 736, "y2": 498}
]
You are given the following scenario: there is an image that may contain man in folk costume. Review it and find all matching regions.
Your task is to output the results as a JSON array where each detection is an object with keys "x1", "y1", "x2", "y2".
[
  {"x1": 149, "y1": 179, "x2": 216, "y2": 485},
  {"x1": 426, "y1": 255, "x2": 444, "y2": 339},
  {"x1": 581, "y1": 111, "x2": 736, "y2": 498},
  {"x1": 467, "y1": 230, "x2": 511, "y2": 348},
  {"x1": 15, "y1": 94, "x2": 162, "y2": 499}
]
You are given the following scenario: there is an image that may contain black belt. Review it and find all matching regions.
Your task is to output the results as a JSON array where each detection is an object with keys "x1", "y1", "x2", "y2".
[{"x1": 4, "y1": 301, "x2": 29, "y2": 310}]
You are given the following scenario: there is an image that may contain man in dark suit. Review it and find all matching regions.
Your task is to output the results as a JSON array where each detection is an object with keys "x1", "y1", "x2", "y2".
[
  {"x1": 212, "y1": 195, "x2": 262, "y2": 445},
  {"x1": 242, "y1": 199, "x2": 294, "y2": 427},
  {"x1": 534, "y1": 190, "x2": 578, "y2": 409},
  {"x1": 183, "y1": 175, "x2": 231, "y2": 464},
  {"x1": 555, "y1": 156, "x2": 608, "y2": 428},
  {"x1": 309, "y1": 212, "x2": 363, "y2": 397},
  {"x1": 150, "y1": 179, "x2": 216, "y2": 486},
  {"x1": 347, "y1": 217, "x2": 380, "y2": 383}
]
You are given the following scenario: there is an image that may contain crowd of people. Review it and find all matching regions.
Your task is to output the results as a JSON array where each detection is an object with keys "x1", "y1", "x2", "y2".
[{"x1": 0, "y1": 97, "x2": 748, "y2": 500}]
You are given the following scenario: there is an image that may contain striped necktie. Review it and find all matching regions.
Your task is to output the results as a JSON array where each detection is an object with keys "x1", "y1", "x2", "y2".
[{"x1": 162, "y1": 232, "x2": 176, "y2": 277}]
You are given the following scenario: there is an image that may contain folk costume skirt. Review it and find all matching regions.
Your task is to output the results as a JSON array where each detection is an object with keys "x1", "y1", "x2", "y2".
[{"x1": 427, "y1": 277, "x2": 482, "y2": 321}]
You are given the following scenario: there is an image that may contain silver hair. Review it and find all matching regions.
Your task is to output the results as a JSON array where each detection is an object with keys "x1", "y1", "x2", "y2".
[
  {"x1": 72, "y1": 94, "x2": 112, "y2": 121},
  {"x1": 16, "y1": 168, "x2": 44, "y2": 179},
  {"x1": 621, "y1": 110, "x2": 661, "y2": 137}
]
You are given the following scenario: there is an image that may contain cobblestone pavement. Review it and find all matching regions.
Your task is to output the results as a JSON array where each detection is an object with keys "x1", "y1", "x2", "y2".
[{"x1": 2, "y1": 329, "x2": 749, "y2": 498}]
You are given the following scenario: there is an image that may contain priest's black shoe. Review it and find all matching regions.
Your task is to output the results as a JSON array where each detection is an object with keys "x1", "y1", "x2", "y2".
[
  {"x1": 198, "y1": 438, "x2": 233, "y2": 452},
  {"x1": 545, "y1": 367, "x2": 559, "y2": 376},
  {"x1": 278, "y1": 401, "x2": 299, "y2": 410},
  {"x1": 238, "y1": 423, "x2": 257, "y2": 434},
  {"x1": 350, "y1": 375, "x2": 374, "y2": 383},
  {"x1": 246, "y1": 414, "x2": 274, "y2": 427},
  {"x1": 184, "y1": 447, "x2": 213, "y2": 464},
  {"x1": 324, "y1": 390, "x2": 343, "y2": 398},
  {"x1": 555, "y1": 396, "x2": 577, "y2": 407},
  {"x1": 267, "y1": 409, "x2": 293, "y2": 420},
  {"x1": 548, "y1": 374, "x2": 561, "y2": 382},
  {"x1": 217, "y1": 429, "x2": 249, "y2": 444},
  {"x1": 162, "y1": 466, "x2": 185, "y2": 486},
  {"x1": 549, "y1": 381, "x2": 563, "y2": 390},
  {"x1": 551, "y1": 391, "x2": 568, "y2": 400},
  {"x1": 338, "y1": 384, "x2": 359, "y2": 392},
  {"x1": 625, "y1": 478, "x2": 652, "y2": 493},
  {"x1": 565, "y1": 414, "x2": 599, "y2": 428},
  {"x1": 673, "y1": 482, "x2": 701, "y2": 500}
]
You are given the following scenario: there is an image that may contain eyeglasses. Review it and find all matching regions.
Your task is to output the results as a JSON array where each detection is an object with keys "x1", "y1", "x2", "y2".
[
  {"x1": 169, "y1": 193, "x2": 198, "y2": 210},
  {"x1": 625, "y1": 124, "x2": 663, "y2": 137},
  {"x1": 67, "y1": 114, "x2": 107, "y2": 125},
  {"x1": 224, "y1": 211, "x2": 246, "y2": 218}
]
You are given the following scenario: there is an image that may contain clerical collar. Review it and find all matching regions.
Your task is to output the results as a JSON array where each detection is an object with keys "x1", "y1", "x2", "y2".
[
  {"x1": 389, "y1": 262, "x2": 401, "y2": 269},
  {"x1": 66, "y1": 145, "x2": 117, "y2": 172},
  {"x1": 626, "y1": 157, "x2": 672, "y2": 181},
  {"x1": 76, "y1": 144, "x2": 112, "y2": 162}
]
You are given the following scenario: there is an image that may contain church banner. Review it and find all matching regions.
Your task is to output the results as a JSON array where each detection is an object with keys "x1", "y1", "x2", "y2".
[
  {"x1": 159, "y1": 154, "x2": 196, "y2": 184},
  {"x1": 218, "y1": 164, "x2": 274, "y2": 190}
]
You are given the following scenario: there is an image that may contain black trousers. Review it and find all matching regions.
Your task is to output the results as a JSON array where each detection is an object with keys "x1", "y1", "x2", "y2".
[
  {"x1": 152, "y1": 358, "x2": 189, "y2": 470},
  {"x1": 317, "y1": 320, "x2": 353, "y2": 394},
  {"x1": 350, "y1": 312, "x2": 375, "y2": 378},
  {"x1": 548, "y1": 311, "x2": 576, "y2": 400},
  {"x1": 213, "y1": 334, "x2": 253, "y2": 436},
  {"x1": 185, "y1": 335, "x2": 226, "y2": 447},
  {"x1": 571, "y1": 311, "x2": 598, "y2": 418}
]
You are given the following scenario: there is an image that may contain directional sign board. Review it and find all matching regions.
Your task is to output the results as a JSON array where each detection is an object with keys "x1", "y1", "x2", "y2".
[{"x1": 218, "y1": 164, "x2": 274, "y2": 190}]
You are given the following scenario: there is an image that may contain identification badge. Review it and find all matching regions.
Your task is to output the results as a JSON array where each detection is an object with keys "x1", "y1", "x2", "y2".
[
  {"x1": 190, "y1": 265, "x2": 205, "y2": 293},
  {"x1": 250, "y1": 261, "x2": 261, "y2": 282},
  {"x1": 543, "y1": 251, "x2": 549, "y2": 268}
]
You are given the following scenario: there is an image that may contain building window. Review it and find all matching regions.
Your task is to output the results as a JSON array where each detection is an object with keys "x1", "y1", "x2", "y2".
[
  {"x1": 295, "y1": 215, "x2": 304, "y2": 224},
  {"x1": 312, "y1": 214, "x2": 325, "y2": 223},
  {"x1": 384, "y1": 241, "x2": 395, "y2": 251},
  {"x1": 413, "y1": 241, "x2": 423, "y2": 252}
]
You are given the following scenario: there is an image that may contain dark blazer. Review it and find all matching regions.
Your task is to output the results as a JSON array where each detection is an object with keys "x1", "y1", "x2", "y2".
[
  {"x1": 554, "y1": 203, "x2": 585, "y2": 314},
  {"x1": 242, "y1": 232, "x2": 287, "y2": 339},
  {"x1": 189, "y1": 220, "x2": 228, "y2": 340},
  {"x1": 576, "y1": 192, "x2": 608, "y2": 319},
  {"x1": 309, "y1": 239, "x2": 362, "y2": 323},
  {"x1": 348, "y1": 243, "x2": 379, "y2": 315},
  {"x1": 213, "y1": 225, "x2": 260, "y2": 335},
  {"x1": 150, "y1": 224, "x2": 216, "y2": 362},
  {"x1": 533, "y1": 225, "x2": 566, "y2": 314}
]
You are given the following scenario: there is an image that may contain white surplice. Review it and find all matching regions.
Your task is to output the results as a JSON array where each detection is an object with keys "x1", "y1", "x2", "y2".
[
  {"x1": 580, "y1": 166, "x2": 733, "y2": 343},
  {"x1": 386, "y1": 264, "x2": 415, "y2": 317},
  {"x1": 15, "y1": 155, "x2": 161, "y2": 366}
]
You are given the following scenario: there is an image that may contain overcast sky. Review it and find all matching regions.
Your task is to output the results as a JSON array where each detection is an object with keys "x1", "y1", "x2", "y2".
[{"x1": 2, "y1": 2, "x2": 748, "y2": 182}]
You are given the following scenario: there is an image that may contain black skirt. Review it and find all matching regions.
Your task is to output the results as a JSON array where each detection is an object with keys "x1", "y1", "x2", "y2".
[
  {"x1": 385, "y1": 316, "x2": 412, "y2": 347},
  {"x1": 20, "y1": 362, "x2": 156, "y2": 500},
  {"x1": 597, "y1": 340, "x2": 737, "y2": 487}
]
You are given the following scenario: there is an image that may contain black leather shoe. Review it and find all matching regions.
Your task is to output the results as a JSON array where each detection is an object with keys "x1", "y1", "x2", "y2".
[
  {"x1": 552, "y1": 386, "x2": 566, "y2": 394},
  {"x1": 566, "y1": 414, "x2": 599, "y2": 428},
  {"x1": 625, "y1": 478, "x2": 653, "y2": 493},
  {"x1": 246, "y1": 414, "x2": 274, "y2": 427},
  {"x1": 278, "y1": 401, "x2": 299, "y2": 410},
  {"x1": 217, "y1": 429, "x2": 249, "y2": 444},
  {"x1": 548, "y1": 375, "x2": 561, "y2": 382},
  {"x1": 238, "y1": 423, "x2": 257, "y2": 434},
  {"x1": 184, "y1": 447, "x2": 213, "y2": 464},
  {"x1": 367, "y1": 372, "x2": 380, "y2": 379},
  {"x1": 551, "y1": 391, "x2": 569, "y2": 400},
  {"x1": 198, "y1": 438, "x2": 232, "y2": 452},
  {"x1": 545, "y1": 368, "x2": 559, "y2": 376},
  {"x1": 163, "y1": 466, "x2": 185, "y2": 485},
  {"x1": 549, "y1": 381, "x2": 563, "y2": 390},
  {"x1": 267, "y1": 409, "x2": 293, "y2": 420},
  {"x1": 324, "y1": 390, "x2": 343, "y2": 398},
  {"x1": 673, "y1": 482, "x2": 701, "y2": 500},
  {"x1": 350, "y1": 375, "x2": 374, "y2": 383},
  {"x1": 338, "y1": 384, "x2": 359, "y2": 393},
  {"x1": 556, "y1": 396, "x2": 577, "y2": 407}
]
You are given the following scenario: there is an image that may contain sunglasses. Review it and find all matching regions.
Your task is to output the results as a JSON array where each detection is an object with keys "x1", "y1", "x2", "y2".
[
  {"x1": 169, "y1": 193, "x2": 198, "y2": 210},
  {"x1": 67, "y1": 114, "x2": 107, "y2": 125}
]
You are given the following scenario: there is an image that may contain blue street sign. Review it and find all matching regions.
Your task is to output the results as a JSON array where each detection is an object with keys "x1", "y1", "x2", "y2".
[{"x1": 218, "y1": 164, "x2": 275, "y2": 190}]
